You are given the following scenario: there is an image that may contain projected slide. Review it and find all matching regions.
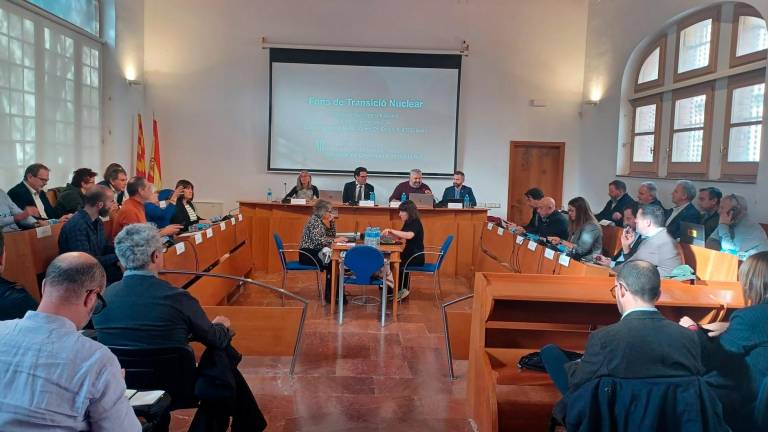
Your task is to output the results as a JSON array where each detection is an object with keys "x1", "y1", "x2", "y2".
[{"x1": 268, "y1": 51, "x2": 460, "y2": 175}]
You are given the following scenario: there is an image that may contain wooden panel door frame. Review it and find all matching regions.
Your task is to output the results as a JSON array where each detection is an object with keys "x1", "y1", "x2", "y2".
[{"x1": 507, "y1": 141, "x2": 565, "y2": 222}]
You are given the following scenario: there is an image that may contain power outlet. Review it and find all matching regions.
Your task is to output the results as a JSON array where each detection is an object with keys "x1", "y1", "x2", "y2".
[{"x1": 485, "y1": 202, "x2": 501, "y2": 208}]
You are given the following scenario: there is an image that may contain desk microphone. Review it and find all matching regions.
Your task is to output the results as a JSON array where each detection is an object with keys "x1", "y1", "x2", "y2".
[{"x1": 283, "y1": 182, "x2": 288, "y2": 196}]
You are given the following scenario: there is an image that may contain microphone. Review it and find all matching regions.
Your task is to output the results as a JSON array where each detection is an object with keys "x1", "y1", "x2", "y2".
[
  {"x1": 211, "y1": 207, "x2": 240, "y2": 222},
  {"x1": 283, "y1": 182, "x2": 288, "y2": 195}
]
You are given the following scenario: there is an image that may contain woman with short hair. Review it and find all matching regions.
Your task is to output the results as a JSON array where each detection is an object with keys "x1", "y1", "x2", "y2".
[
  {"x1": 299, "y1": 199, "x2": 346, "y2": 302},
  {"x1": 170, "y1": 179, "x2": 204, "y2": 229},
  {"x1": 284, "y1": 170, "x2": 320, "y2": 200},
  {"x1": 382, "y1": 200, "x2": 424, "y2": 300},
  {"x1": 679, "y1": 251, "x2": 768, "y2": 431}
]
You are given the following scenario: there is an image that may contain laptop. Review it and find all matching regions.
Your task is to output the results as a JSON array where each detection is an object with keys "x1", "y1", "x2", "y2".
[
  {"x1": 409, "y1": 193, "x2": 435, "y2": 208},
  {"x1": 318, "y1": 190, "x2": 343, "y2": 204},
  {"x1": 679, "y1": 222, "x2": 706, "y2": 247}
]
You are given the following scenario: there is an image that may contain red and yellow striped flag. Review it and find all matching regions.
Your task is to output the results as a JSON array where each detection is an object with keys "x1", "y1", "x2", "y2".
[
  {"x1": 135, "y1": 113, "x2": 146, "y2": 177},
  {"x1": 148, "y1": 116, "x2": 162, "y2": 188}
]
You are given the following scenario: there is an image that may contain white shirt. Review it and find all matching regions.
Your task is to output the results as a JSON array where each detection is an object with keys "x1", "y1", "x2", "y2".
[
  {"x1": 0, "y1": 311, "x2": 141, "y2": 431},
  {"x1": 23, "y1": 180, "x2": 47, "y2": 219}
]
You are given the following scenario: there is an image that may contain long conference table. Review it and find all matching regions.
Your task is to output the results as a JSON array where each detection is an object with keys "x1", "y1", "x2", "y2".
[{"x1": 237, "y1": 201, "x2": 488, "y2": 281}]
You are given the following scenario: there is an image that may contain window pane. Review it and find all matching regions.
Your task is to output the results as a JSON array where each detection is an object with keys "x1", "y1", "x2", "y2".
[
  {"x1": 674, "y1": 94, "x2": 706, "y2": 129},
  {"x1": 728, "y1": 124, "x2": 762, "y2": 162},
  {"x1": 634, "y1": 104, "x2": 656, "y2": 133},
  {"x1": 638, "y1": 46, "x2": 660, "y2": 84},
  {"x1": 678, "y1": 19, "x2": 712, "y2": 73},
  {"x1": 671, "y1": 130, "x2": 704, "y2": 162},
  {"x1": 632, "y1": 135, "x2": 655, "y2": 162},
  {"x1": 736, "y1": 16, "x2": 768, "y2": 57},
  {"x1": 27, "y1": 0, "x2": 99, "y2": 36},
  {"x1": 731, "y1": 83, "x2": 765, "y2": 123}
]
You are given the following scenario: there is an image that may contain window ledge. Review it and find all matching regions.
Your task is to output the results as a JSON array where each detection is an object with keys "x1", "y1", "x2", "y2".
[{"x1": 620, "y1": 173, "x2": 757, "y2": 184}]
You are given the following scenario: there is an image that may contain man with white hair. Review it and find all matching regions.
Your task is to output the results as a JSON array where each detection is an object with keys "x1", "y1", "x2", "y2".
[
  {"x1": 665, "y1": 180, "x2": 702, "y2": 240},
  {"x1": 637, "y1": 181, "x2": 665, "y2": 212},
  {"x1": 706, "y1": 194, "x2": 768, "y2": 259},
  {"x1": 0, "y1": 252, "x2": 141, "y2": 431},
  {"x1": 388, "y1": 168, "x2": 433, "y2": 202}
]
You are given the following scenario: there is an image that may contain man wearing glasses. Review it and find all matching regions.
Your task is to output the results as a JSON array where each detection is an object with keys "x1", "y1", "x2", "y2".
[
  {"x1": 342, "y1": 166, "x2": 375, "y2": 204},
  {"x1": 540, "y1": 261, "x2": 703, "y2": 396},
  {"x1": 0, "y1": 252, "x2": 141, "y2": 431},
  {"x1": 7, "y1": 163, "x2": 71, "y2": 224}
]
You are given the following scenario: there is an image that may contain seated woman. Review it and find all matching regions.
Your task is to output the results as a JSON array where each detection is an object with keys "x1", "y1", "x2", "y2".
[
  {"x1": 284, "y1": 170, "x2": 320, "y2": 201},
  {"x1": 170, "y1": 179, "x2": 208, "y2": 229},
  {"x1": 679, "y1": 251, "x2": 768, "y2": 432},
  {"x1": 550, "y1": 196, "x2": 603, "y2": 260},
  {"x1": 144, "y1": 187, "x2": 181, "y2": 229},
  {"x1": 299, "y1": 199, "x2": 346, "y2": 302},
  {"x1": 382, "y1": 200, "x2": 424, "y2": 301}
]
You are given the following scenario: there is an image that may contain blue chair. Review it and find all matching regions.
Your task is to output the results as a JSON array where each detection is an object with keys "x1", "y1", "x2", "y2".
[
  {"x1": 273, "y1": 233, "x2": 323, "y2": 305},
  {"x1": 340, "y1": 245, "x2": 386, "y2": 325},
  {"x1": 403, "y1": 235, "x2": 454, "y2": 303}
]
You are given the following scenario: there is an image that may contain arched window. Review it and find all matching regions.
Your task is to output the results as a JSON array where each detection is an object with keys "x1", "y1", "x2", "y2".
[{"x1": 624, "y1": 2, "x2": 766, "y2": 183}]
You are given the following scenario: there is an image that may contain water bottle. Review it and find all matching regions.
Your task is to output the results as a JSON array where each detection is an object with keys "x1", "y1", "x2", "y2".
[
  {"x1": 364, "y1": 227, "x2": 372, "y2": 247},
  {"x1": 267, "y1": 188, "x2": 273, "y2": 202},
  {"x1": 463, "y1": 194, "x2": 470, "y2": 208},
  {"x1": 401, "y1": 192, "x2": 406, "y2": 202},
  {"x1": 373, "y1": 227, "x2": 381, "y2": 248},
  {"x1": 369, "y1": 192, "x2": 375, "y2": 204}
]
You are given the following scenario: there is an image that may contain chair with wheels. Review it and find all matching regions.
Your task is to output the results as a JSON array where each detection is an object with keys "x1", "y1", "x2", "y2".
[
  {"x1": 273, "y1": 233, "x2": 324, "y2": 305},
  {"x1": 403, "y1": 235, "x2": 454, "y2": 303},
  {"x1": 340, "y1": 245, "x2": 386, "y2": 324}
]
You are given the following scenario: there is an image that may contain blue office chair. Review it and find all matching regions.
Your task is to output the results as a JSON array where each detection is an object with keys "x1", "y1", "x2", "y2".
[
  {"x1": 273, "y1": 233, "x2": 324, "y2": 305},
  {"x1": 403, "y1": 235, "x2": 454, "y2": 303},
  {"x1": 341, "y1": 245, "x2": 386, "y2": 323}
]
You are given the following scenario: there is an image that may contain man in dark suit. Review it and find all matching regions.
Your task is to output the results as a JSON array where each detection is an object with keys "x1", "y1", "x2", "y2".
[
  {"x1": 525, "y1": 196, "x2": 569, "y2": 240},
  {"x1": 697, "y1": 187, "x2": 721, "y2": 238},
  {"x1": 541, "y1": 260, "x2": 703, "y2": 395},
  {"x1": 594, "y1": 202, "x2": 643, "y2": 266},
  {"x1": 595, "y1": 180, "x2": 635, "y2": 227},
  {"x1": 665, "y1": 180, "x2": 702, "y2": 240},
  {"x1": 637, "y1": 181, "x2": 666, "y2": 213},
  {"x1": 97, "y1": 165, "x2": 127, "y2": 206},
  {"x1": 439, "y1": 170, "x2": 477, "y2": 207},
  {"x1": 342, "y1": 166, "x2": 375, "y2": 204},
  {"x1": 7, "y1": 163, "x2": 63, "y2": 220}
]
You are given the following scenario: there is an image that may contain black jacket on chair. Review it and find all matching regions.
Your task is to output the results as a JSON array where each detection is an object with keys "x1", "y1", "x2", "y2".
[
  {"x1": 342, "y1": 181, "x2": 374, "y2": 203},
  {"x1": 7, "y1": 181, "x2": 61, "y2": 219}
]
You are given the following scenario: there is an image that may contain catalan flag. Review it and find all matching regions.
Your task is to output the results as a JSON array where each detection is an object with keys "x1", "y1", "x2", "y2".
[
  {"x1": 148, "y1": 116, "x2": 162, "y2": 188},
  {"x1": 135, "y1": 113, "x2": 146, "y2": 177}
]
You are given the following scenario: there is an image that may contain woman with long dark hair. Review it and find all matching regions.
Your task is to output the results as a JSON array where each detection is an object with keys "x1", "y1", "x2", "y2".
[
  {"x1": 170, "y1": 179, "x2": 204, "y2": 229},
  {"x1": 382, "y1": 200, "x2": 424, "y2": 300},
  {"x1": 551, "y1": 196, "x2": 602, "y2": 260}
]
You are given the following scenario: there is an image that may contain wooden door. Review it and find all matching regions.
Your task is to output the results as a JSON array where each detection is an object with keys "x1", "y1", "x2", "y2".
[{"x1": 507, "y1": 141, "x2": 565, "y2": 224}]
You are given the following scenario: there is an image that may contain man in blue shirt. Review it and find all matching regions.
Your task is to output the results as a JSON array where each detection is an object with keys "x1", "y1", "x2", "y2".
[
  {"x1": 439, "y1": 170, "x2": 477, "y2": 207},
  {"x1": 58, "y1": 186, "x2": 122, "y2": 283}
]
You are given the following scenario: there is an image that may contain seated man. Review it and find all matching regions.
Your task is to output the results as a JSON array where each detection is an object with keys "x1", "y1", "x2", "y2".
[
  {"x1": 706, "y1": 194, "x2": 768, "y2": 259},
  {"x1": 523, "y1": 196, "x2": 569, "y2": 240},
  {"x1": 58, "y1": 186, "x2": 123, "y2": 284},
  {"x1": 594, "y1": 180, "x2": 635, "y2": 227},
  {"x1": 665, "y1": 180, "x2": 702, "y2": 240},
  {"x1": 697, "y1": 186, "x2": 722, "y2": 239},
  {"x1": 637, "y1": 181, "x2": 666, "y2": 212},
  {"x1": 98, "y1": 165, "x2": 128, "y2": 206},
  {"x1": 594, "y1": 202, "x2": 642, "y2": 266},
  {"x1": 7, "y1": 163, "x2": 62, "y2": 221},
  {"x1": 56, "y1": 168, "x2": 98, "y2": 215},
  {"x1": 614, "y1": 204, "x2": 682, "y2": 277},
  {"x1": 541, "y1": 260, "x2": 703, "y2": 396},
  {"x1": 0, "y1": 188, "x2": 38, "y2": 232},
  {"x1": 388, "y1": 168, "x2": 432, "y2": 202},
  {"x1": 0, "y1": 231, "x2": 38, "y2": 320},
  {"x1": 0, "y1": 252, "x2": 141, "y2": 431},
  {"x1": 439, "y1": 170, "x2": 477, "y2": 207},
  {"x1": 342, "y1": 166, "x2": 375, "y2": 204},
  {"x1": 144, "y1": 188, "x2": 182, "y2": 229},
  {"x1": 111, "y1": 176, "x2": 181, "y2": 240},
  {"x1": 93, "y1": 224, "x2": 266, "y2": 431}
]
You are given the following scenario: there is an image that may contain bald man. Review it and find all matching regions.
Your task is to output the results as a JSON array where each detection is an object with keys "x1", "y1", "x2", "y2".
[
  {"x1": 0, "y1": 252, "x2": 141, "y2": 431},
  {"x1": 528, "y1": 197, "x2": 569, "y2": 240}
]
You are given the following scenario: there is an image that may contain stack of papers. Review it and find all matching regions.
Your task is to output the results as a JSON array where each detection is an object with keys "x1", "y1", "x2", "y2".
[{"x1": 124, "y1": 389, "x2": 165, "y2": 407}]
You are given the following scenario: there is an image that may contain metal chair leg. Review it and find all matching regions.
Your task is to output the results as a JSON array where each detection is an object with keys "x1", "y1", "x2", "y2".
[
  {"x1": 436, "y1": 271, "x2": 444, "y2": 300},
  {"x1": 281, "y1": 272, "x2": 287, "y2": 306}
]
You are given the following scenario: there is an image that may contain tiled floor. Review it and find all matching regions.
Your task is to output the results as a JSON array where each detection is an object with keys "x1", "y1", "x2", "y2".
[{"x1": 170, "y1": 272, "x2": 475, "y2": 432}]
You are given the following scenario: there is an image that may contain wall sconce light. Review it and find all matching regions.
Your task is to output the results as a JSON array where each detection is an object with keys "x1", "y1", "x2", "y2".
[
  {"x1": 584, "y1": 99, "x2": 600, "y2": 106},
  {"x1": 127, "y1": 79, "x2": 143, "y2": 87}
]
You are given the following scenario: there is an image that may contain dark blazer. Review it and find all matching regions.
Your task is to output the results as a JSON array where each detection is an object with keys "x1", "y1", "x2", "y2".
[
  {"x1": 530, "y1": 210, "x2": 569, "y2": 240},
  {"x1": 698, "y1": 303, "x2": 768, "y2": 431},
  {"x1": 439, "y1": 185, "x2": 477, "y2": 207},
  {"x1": 612, "y1": 237, "x2": 643, "y2": 262},
  {"x1": 648, "y1": 198, "x2": 666, "y2": 213},
  {"x1": 701, "y1": 211, "x2": 719, "y2": 239},
  {"x1": 666, "y1": 202, "x2": 702, "y2": 240},
  {"x1": 342, "y1": 181, "x2": 374, "y2": 203},
  {"x1": 170, "y1": 198, "x2": 200, "y2": 229},
  {"x1": 97, "y1": 180, "x2": 124, "y2": 205},
  {"x1": 565, "y1": 310, "x2": 703, "y2": 391},
  {"x1": 6, "y1": 181, "x2": 60, "y2": 219},
  {"x1": 93, "y1": 274, "x2": 231, "y2": 350},
  {"x1": 595, "y1": 194, "x2": 635, "y2": 227},
  {"x1": 283, "y1": 185, "x2": 319, "y2": 200},
  {"x1": 523, "y1": 209, "x2": 540, "y2": 231}
]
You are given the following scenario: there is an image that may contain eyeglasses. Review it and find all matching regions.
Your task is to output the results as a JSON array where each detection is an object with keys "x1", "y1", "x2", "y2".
[
  {"x1": 610, "y1": 283, "x2": 623, "y2": 299},
  {"x1": 34, "y1": 175, "x2": 49, "y2": 183},
  {"x1": 88, "y1": 290, "x2": 108, "y2": 315}
]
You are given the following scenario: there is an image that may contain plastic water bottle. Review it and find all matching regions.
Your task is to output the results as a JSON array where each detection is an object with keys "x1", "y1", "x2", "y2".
[
  {"x1": 401, "y1": 192, "x2": 406, "y2": 202},
  {"x1": 369, "y1": 192, "x2": 375, "y2": 204},
  {"x1": 364, "y1": 227, "x2": 372, "y2": 247},
  {"x1": 267, "y1": 188, "x2": 273, "y2": 202},
  {"x1": 373, "y1": 227, "x2": 381, "y2": 248},
  {"x1": 463, "y1": 194, "x2": 470, "y2": 208}
]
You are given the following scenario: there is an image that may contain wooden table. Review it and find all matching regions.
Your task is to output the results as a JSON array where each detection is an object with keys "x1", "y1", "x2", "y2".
[
  {"x1": 330, "y1": 241, "x2": 404, "y2": 324},
  {"x1": 238, "y1": 201, "x2": 487, "y2": 281}
]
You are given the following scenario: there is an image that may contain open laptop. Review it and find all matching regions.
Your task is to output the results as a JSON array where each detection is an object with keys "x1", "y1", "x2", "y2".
[
  {"x1": 318, "y1": 190, "x2": 343, "y2": 204},
  {"x1": 409, "y1": 193, "x2": 435, "y2": 208},
  {"x1": 679, "y1": 221, "x2": 706, "y2": 247}
]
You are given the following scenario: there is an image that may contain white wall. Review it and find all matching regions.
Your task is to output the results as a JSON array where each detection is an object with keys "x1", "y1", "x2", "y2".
[
  {"x1": 134, "y1": 0, "x2": 589, "y2": 215},
  {"x1": 580, "y1": 0, "x2": 768, "y2": 221}
]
